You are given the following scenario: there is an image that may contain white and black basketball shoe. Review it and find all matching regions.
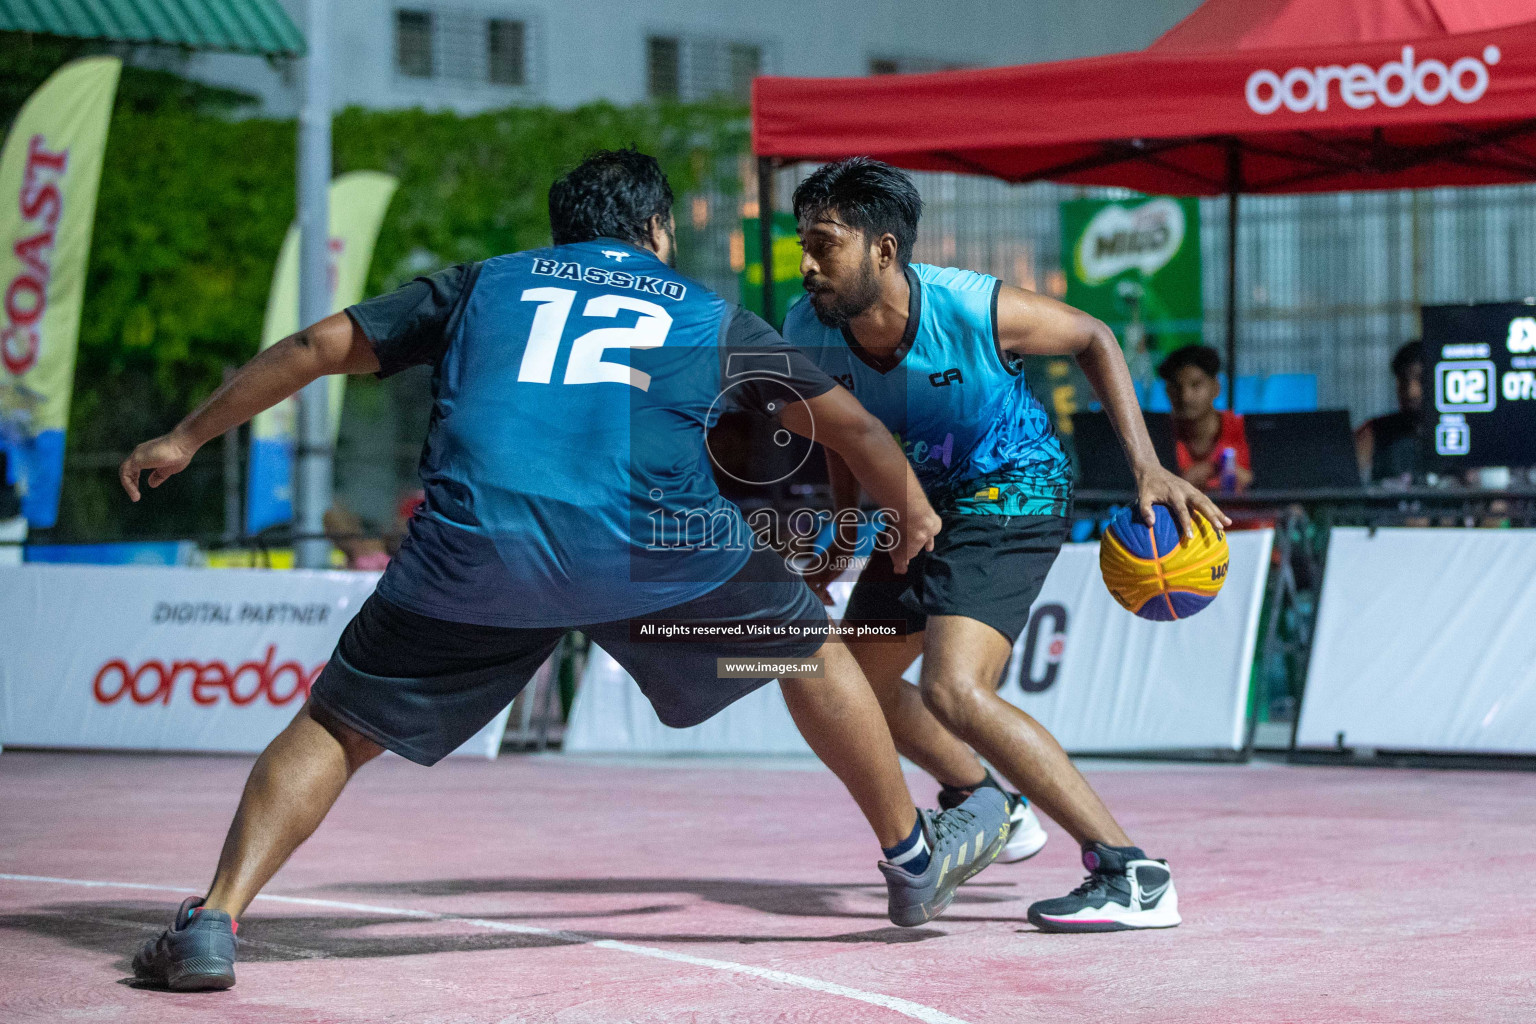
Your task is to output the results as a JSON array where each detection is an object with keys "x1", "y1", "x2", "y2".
[
  {"x1": 937, "y1": 787, "x2": 1048, "y2": 863},
  {"x1": 1026, "y1": 842, "x2": 1180, "y2": 933},
  {"x1": 997, "y1": 794, "x2": 1049, "y2": 862}
]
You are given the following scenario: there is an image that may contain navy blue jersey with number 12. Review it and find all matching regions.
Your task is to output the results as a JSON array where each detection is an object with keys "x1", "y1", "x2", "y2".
[{"x1": 345, "y1": 237, "x2": 834, "y2": 628}]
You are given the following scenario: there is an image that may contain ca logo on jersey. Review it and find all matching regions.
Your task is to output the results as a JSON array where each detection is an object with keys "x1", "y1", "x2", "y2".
[
  {"x1": 602, "y1": 250, "x2": 632, "y2": 262},
  {"x1": 929, "y1": 368, "x2": 963, "y2": 387}
]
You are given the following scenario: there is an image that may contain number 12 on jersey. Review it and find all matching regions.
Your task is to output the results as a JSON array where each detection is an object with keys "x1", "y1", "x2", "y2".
[{"x1": 518, "y1": 287, "x2": 671, "y2": 391}]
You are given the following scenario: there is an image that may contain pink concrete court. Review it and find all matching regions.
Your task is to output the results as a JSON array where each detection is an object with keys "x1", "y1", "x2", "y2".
[{"x1": 2, "y1": 751, "x2": 1532, "y2": 1024}]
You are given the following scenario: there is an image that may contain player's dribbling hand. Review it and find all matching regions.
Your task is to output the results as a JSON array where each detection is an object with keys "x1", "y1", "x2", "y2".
[
  {"x1": 119, "y1": 430, "x2": 197, "y2": 502},
  {"x1": 1134, "y1": 463, "x2": 1231, "y2": 540},
  {"x1": 891, "y1": 508, "x2": 942, "y2": 574},
  {"x1": 803, "y1": 562, "x2": 842, "y2": 606}
]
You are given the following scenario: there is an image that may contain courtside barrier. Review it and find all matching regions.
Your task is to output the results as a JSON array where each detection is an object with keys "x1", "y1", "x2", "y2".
[
  {"x1": 565, "y1": 530, "x2": 1273, "y2": 756},
  {"x1": 1296, "y1": 527, "x2": 1536, "y2": 755},
  {"x1": 0, "y1": 565, "x2": 508, "y2": 758}
]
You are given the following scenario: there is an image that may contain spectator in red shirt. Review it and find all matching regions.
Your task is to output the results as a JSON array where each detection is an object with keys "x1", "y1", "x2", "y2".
[
  {"x1": 1159, "y1": 344, "x2": 1253, "y2": 493},
  {"x1": 323, "y1": 504, "x2": 392, "y2": 572}
]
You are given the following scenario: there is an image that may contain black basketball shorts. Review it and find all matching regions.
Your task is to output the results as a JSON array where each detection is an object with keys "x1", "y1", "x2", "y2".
[
  {"x1": 842, "y1": 513, "x2": 1068, "y2": 644},
  {"x1": 311, "y1": 546, "x2": 827, "y2": 765}
]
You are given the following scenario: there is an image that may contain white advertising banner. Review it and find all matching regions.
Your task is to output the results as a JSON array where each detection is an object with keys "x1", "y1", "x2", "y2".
[
  {"x1": 1297, "y1": 528, "x2": 1536, "y2": 755},
  {"x1": 566, "y1": 531, "x2": 1272, "y2": 755},
  {"x1": 0, "y1": 565, "x2": 508, "y2": 758}
]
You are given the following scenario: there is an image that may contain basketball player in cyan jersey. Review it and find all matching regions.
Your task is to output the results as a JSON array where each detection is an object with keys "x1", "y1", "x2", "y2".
[
  {"x1": 786, "y1": 158, "x2": 1230, "y2": 932},
  {"x1": 117, "y1": 150, "x2": 1009, "y2": 991}
]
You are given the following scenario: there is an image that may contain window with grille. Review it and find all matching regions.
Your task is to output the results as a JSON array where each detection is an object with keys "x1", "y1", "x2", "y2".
[
  {"x1": 487, "y1": 19, "x2": 526, "y2": 86},
  {"x1": 868, "y1": 56, "x2": 966, "y2": 75},
  {"x1": 648, "y1": 36, "x2": 681, "y2": 99},
  {"x1": 392, "y1": 7, "x2": 539, "y2": 92},
  {"x1": 728, "y1": 43, "x2": 761, "y2": 102},
  {"x1": 648, "y1": 36, "x2": 769, "y2": 103},
  {"x1": 396, "y1": 10, "x2": 434, "y2": 79}
]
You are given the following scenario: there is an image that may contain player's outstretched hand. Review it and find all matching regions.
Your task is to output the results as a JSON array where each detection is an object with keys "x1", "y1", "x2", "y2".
[
  {"x1": 803, "y1": 562, "x2": 841, "y2": 606},
  {"x1": 120, "y1": 431, "x2": 197, "y2": 503},
  {"x1": 891, "y1": 507, "x2": 942, "y2": 575},
  {"x1": 1134, "y1": 464, "x2": 1231, "y2": 540}
]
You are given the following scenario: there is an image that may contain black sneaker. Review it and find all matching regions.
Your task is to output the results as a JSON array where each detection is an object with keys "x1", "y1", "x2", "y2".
[
  {"x1": 1027, "y1": 842, "x2": 1180, "y2": 933},
  {"x1": 132, "y1": 896, "x2": 237, "y2": 990}
]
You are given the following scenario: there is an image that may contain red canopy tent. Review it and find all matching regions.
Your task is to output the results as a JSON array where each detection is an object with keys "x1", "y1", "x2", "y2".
[{"x1": 750, "y1": 0, "x2": 1536, "y2": 392}]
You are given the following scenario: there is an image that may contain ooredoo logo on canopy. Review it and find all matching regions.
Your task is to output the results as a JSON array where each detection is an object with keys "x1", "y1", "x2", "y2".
[{"x1": 1246, "y1": 45, "x2": 1502, "y2": 115}]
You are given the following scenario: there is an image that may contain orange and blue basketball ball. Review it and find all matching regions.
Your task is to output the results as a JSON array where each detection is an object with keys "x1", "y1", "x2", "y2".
[{"x1": 1099, "y1": 505, "x2": 1229, "y2": 621}]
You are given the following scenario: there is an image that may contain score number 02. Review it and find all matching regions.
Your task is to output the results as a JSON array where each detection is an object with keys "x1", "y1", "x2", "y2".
[
  {"x1": 1435, "y1": 360, "x2": 1496, "y2": 413},
  {"x1": 518, "y1": 287, "x2": 671, "y2": 391}
]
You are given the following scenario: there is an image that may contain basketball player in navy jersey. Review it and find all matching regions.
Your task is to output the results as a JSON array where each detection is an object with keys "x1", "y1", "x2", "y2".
[
  {"x1": 117, "y1": 150, "x2": 1009, "y2": 991},
  {"x1": 786, "y1": 158, "x2": 1229, "y2": 932}
]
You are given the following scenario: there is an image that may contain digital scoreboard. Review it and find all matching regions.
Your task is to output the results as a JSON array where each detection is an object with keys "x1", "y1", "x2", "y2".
[{"x1": 1422, "y1": 303, "x2": 1536, "y2": 469}]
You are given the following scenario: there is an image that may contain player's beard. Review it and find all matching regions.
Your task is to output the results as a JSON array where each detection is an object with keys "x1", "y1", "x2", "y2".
[
  {"x1": 661, "y1": 221, "x2": 678, "y2": 267},
  {"x1": 808, "y1": 253, "x2": 880, "y2": 328}
]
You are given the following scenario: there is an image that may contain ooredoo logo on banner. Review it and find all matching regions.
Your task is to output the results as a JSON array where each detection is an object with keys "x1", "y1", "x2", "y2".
[
  {"x1": 1246, "y1": 45, "x2": 1501, "y2": 115},
  {"x1": 92, "y1": 643, "x2": 323, "y2": 708},
  {"x1": 0, "y1": 564, "x2": 377, "y2": 754}
]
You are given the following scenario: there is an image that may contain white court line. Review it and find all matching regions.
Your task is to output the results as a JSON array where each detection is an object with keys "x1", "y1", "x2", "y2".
[{"x1": 0, "y1": 872, "x2": 972, "y2": 1024}]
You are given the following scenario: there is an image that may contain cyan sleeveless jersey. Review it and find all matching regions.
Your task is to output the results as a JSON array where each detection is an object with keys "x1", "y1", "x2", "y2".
[
  {"x1": 377, "y1": 240, "x2": 756, "y2": 627},
  {"x1": 786, "y1": 264, "x2": 1073, "y2": 516}
]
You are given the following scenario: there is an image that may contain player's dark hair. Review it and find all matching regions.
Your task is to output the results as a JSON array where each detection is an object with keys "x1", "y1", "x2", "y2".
[
  {"x1": 792, "y1": 158, "x2": 922, "y2": 266},
  {"x1": 549, "y1": 148, "x2": 674, "y2": 247},
  {"x1": 1391, "y1": 340, "x2": 1422, "y2": 379},
  {"x1": 1157, "y1": 344, "x2": 1222, "y2": 382}
]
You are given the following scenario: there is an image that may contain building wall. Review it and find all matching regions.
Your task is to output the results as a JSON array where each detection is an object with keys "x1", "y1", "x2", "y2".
[{"x1": 174, "y1": 0, "x2": 1203, "y2": 115}]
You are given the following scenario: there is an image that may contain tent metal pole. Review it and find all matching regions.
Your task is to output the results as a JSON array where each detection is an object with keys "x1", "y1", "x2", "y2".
[
  {"x1": 757, "y1": 156, "x2": 776, "y2": 328},
  {"x1": 1225, "y1": 142, "x2": 1241, "y2": 413}
]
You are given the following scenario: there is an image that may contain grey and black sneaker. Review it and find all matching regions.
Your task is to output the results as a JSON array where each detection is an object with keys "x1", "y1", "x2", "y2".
[
  {"x1": 1027, "y1": 842, "x2": 1180, "y2": 933},
  {"x1": 938, "y1": 787, "x2": 1048, "y2": 863},
  {"x1": 132, "y1": 896, "x2": 237, "y2": 991},
  {"x1": 880, "y1": 787, "x2": 1010, "y2": 927}
]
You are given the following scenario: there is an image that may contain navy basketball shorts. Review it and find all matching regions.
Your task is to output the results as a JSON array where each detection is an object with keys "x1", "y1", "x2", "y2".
[
  {"x1": 843, "y1": 513, "x2": 1068, "y2": 644},
  {"x1": 310, "y1": 546, "x2": 828, "y2": 765}
]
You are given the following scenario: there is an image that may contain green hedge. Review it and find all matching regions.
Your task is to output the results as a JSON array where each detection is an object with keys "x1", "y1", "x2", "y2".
[
  {"x1": 3, "y1": 42, "x2": 748, "y2": 539},
  {"x1": 78, "y1": 101, "x2": 747, "y2": 418}
]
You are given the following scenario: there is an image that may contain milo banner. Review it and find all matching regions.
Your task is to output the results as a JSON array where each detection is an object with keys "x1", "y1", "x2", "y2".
[
  {"x1": 246, "y1": 171, "x2": 398, "y2": 534},
  {"x1": 0, "y1": 57, "x2": 120, "y2": 528},
  {"x1": 739, "y1": 212, "x2": 801, "y2": 327},
  {"x1": 1060, "y1": 196, "x2": 1202, "y2": 373}
]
